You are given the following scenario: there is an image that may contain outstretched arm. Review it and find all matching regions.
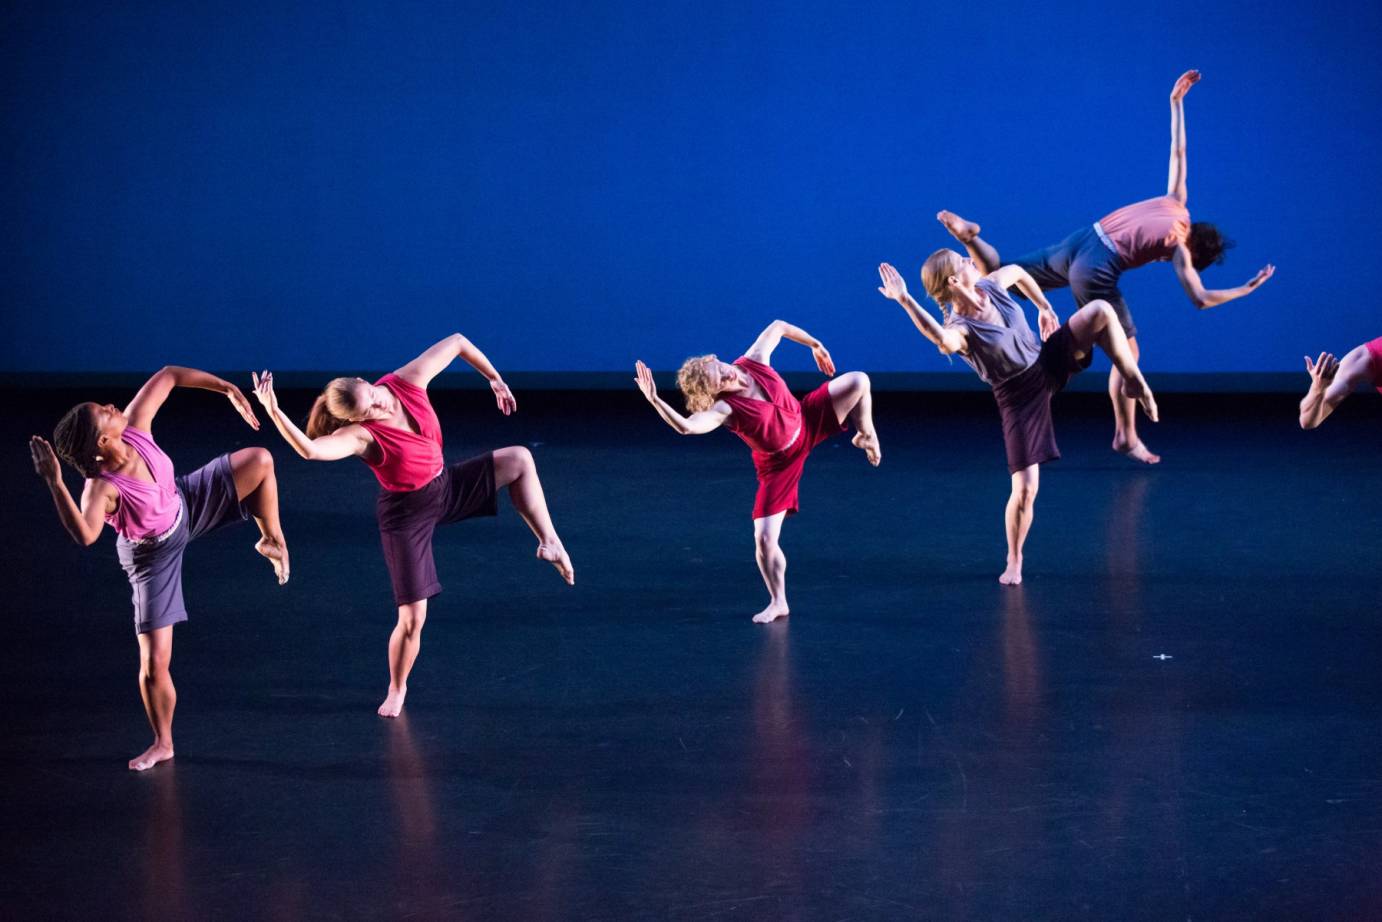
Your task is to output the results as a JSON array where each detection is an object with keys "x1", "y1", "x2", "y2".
[
  {"x1": 1299, "y1": 346, "x2": 1374, "y2": 429},
  {"x1": 633, "y1": 361, "x2": 731, "y2": 435},
  {"x1": 1173, "y1": 247, "x2": 1275, "y2": 309},
  {"x1": 1166, "y1": 70, "x2": 1199, "y2": 204},
  {"x1": 395, "y1": 334, "x2": 516, "y2": 414},
  {"x1": 877, "y1": 263, "x2": 968, "y2": 355},
  {"x1": 251, "y1": 371, "x2": 374, "y2": 461},
  {"x1": 29, "y1": 436, "x2": 109, "y2": 546},
  {"x1": 743, "y1": 320, "x2": 836, "y2": 375},
  {"x1": 125, "y1": 366, "x2": 260, "y2": 433},
  {"x1": 986, "y1": 265, "x2": 1061, "y2": 340}
]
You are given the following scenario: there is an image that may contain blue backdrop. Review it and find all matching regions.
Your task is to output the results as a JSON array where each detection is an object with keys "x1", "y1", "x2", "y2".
[{"x1": 3, "y1": 1, "x2": 1377, "y2": 375}]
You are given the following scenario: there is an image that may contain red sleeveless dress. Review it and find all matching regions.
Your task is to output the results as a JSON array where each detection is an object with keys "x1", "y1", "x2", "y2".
[{"x1": 721, "y1": 356, "x2": 846, "y2": 518}]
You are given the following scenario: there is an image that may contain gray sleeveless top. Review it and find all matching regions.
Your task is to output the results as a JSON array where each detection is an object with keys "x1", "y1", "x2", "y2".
[{"x1": 944, "y1": 278, "x2": 1041, "y2": 387}]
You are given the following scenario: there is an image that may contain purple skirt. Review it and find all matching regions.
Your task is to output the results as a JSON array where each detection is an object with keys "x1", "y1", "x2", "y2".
[
  {"x1": 115, "y1": 453, "x2": 249, "y2": 634},
  {"x1": 376, "y1": 453, "x2": 498, "y2": 605},
  {"x1": 991, "y1": 324, "x2": 1093, "y2": 473}
]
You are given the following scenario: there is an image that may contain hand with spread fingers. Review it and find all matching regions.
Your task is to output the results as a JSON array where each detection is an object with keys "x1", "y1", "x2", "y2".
[
  {"x1": 252, "y1": 370, "x2": 280, "y2": 416},
  {"x1": 1304, "y1": 351, "x2": 1339, "y2": 389},
  {"x1": 1246, "y1": 264, "x2": 1275, "y2": 291}
]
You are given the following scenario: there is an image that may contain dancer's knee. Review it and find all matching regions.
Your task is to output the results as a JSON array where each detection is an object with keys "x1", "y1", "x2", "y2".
[
  {"x1": 494, "y1": 445, "x2": 535, "y2": 484},
  {"x1": 237, "y1": 446, "x2": 274, "y2": 477},
  {"x1": 140, "y1": 646, "x2": 172, "y2": 679},
  {"x1": 1087, "y1": 300, "x2": 1116, "y2": 328},
  {"x1": 1009, "y1": 470, "x2": 1039, "y2": 511},
  {"x1": 396, "y1": 602, "x2": 427, "y2": 637}
]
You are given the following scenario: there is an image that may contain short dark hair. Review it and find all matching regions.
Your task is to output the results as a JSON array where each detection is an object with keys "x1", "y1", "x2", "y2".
[
  {"x1": 1187, "y1": 222, "x2": 1234, "y2": 271},
  {"x1": 53, "y1": 403, "x2": 102, "y2": 478}
]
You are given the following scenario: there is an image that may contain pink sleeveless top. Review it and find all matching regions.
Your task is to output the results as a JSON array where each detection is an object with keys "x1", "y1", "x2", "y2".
[
  {"x1": 99, "y1": 426, "x2": 180, "y2": 540},
  {"x1": 360, "y1": 373, "x2": 445, "y2": 492},
  {"x1": 721, "y1": 357, "x2": 802, "y2": 454},
  {"x1": 1098, "y1": 196, "x2": 1191, "y2": 268}
]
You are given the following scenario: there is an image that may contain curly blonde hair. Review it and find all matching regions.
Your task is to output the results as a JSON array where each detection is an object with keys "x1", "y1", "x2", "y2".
[
  {"x1": 921, "y1": 248, "x2": 964, "y2": 320},
  {"x1": 676, "y1": 354, "x2": 720, "y2": 413}
]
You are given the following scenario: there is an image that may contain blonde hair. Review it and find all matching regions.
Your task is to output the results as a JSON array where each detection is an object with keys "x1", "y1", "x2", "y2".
[
  {"x1": 306, "y1": 377, "x2": 363, "y2": 438},
  {"x1": 921, "y1": 248, "x2": 964, "y2": 320},
  {"x1": 676, "y1": 354, "x2": 720, "y2": 413}
]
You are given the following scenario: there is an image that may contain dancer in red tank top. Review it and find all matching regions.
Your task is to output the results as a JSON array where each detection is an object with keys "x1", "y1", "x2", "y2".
[
  {"x1": 253, "y1": 332, "x2": 574, "y2": 718},
  {"x1": 635, "y1": 319, "x2": 880, "y2": 623},
  {"x1": 1298, "y1": 337, "x2": 1382, "y2": 429}
]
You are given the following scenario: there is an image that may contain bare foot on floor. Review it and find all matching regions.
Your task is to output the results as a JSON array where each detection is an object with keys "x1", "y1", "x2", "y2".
[
  {"x1": 999, "y1": 558, "x2": 1023, "y2": 585},
  {"x1": 537, "y1": 540, "x2": 575, "y2": 585},
  {"x1": 129, "y1": 742, "x2": 174, "y2": 772},
  {"x1": 1114, "y1": 438, "x2": 1162, "y2": 465},
  {"x1": 937, "y1": 210, "x2": 981, "y2": 243},
  {"x1": 256, "y1": 536, "x2": 290, "y2": 585},
  {"x1": 378, "y1": 687, "x2": 407, "y2": 718},
  {"x1": 752, "y1": 603, "x2": 790, "y2": 624},
  {"x1": 852, "y1": 430, "x2": 882, "y2": 466}
]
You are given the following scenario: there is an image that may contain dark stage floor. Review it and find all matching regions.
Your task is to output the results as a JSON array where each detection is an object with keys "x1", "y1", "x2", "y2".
[{"x1": 5, "y1": 386, "x2": 1381, "y2": 920}]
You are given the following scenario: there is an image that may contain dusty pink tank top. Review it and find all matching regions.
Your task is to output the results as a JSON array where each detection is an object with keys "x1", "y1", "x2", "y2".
[
  {"x1": 99, "y1": 427, "x2": 180, "y2": 540},
  {"x1": 1098, "y1": 196, "x2": 1191, "y2": 269}
]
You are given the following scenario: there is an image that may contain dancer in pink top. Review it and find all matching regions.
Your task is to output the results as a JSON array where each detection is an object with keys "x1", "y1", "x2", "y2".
[
  {"x1": 1298, "y1": 338, "x2": 1382, "y2": 428},
  {"x1": 252, "y1": 333, "x2": 573, "y2": 718},
  {"x1": 634, "y1": 319, "x2": 879, "y2": 623},
  {"x1": 29, "y1": 366, "x2": 288, "y2": 772},
  {"x1": 936, "y1": 70, "x2": 1275, "y2": 464}
]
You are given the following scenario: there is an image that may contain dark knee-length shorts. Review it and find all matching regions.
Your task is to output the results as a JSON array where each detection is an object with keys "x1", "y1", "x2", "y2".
[
  {"x1": 376, "y1": 453, "x2": 498, "y2": 605},
  {"x1": 116, "y1": 453, "x2": 249, "y2": 634},
  {"x1": 992, "y1": 325, "x2": 1093, "y2": 473},
  {"x1": 1014, "y1": 224, "x2": 1137, "y2": 338},
  {"x1": 750, "y1": 381, "x2": 848, "y2": 519}
]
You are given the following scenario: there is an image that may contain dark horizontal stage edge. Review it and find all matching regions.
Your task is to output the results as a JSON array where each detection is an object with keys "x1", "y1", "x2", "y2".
[{"x1": 0, "y1": 370, "x2": 1313, "y2": 393}]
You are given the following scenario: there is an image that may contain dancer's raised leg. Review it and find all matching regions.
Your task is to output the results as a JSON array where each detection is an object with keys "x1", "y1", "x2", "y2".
[
  {"x1": 493, "y1": 446, "x2": 574, "y2": 585},
  {"x1": 380, "y1": 599, "x2": 426, "y2": 718},
  {"x1": 1107, "y1": 338, "x2": 1160, "y2": 464},
  {"x1": 827, "y1": 371, "x2": 881, "y2": 466},
  {"x1": 1066, "y1": 301, "x2": 1159, "y2": 423},
  {"x1": 228, "y1": 447, "x2": 290, "y2": 584},
  {"x1": 131, "y1": 626, "x2": 176, "y2": 771},
  {"x1": 938, "y1": 210, "x2": 1001, "y2": 272},
  {"x1": 752, "y1": 512, "x2": 789, "y2": 623},
  {"x1": 1001, "y1": 465, "x2": 1039, "y2": 585}
]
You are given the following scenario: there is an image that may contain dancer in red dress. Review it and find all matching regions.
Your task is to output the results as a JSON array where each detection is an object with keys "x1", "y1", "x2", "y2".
[{"x1": 634, "y1": 320, "x2": 879, "y2": 623}]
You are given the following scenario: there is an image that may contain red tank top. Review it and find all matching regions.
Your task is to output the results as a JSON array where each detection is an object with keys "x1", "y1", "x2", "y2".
[
  {"x1": 360, "y1": 374, "x2": 445, "y2": 492},
  {"x1": 721, "y1": 357, "x2": 803, "y2": 454}
]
